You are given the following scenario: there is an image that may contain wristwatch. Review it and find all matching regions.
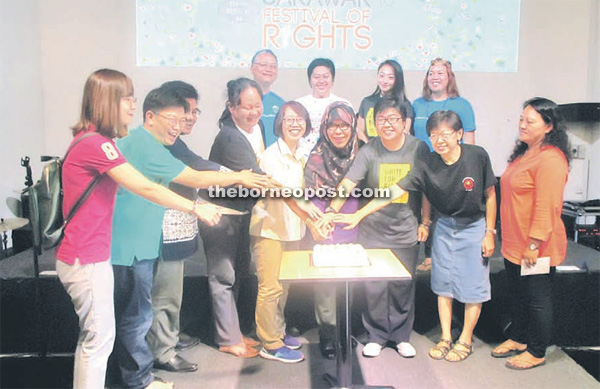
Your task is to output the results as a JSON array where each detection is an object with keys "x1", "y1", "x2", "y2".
[{"x1": 528, "y1": 243, "x2": 539, "y2": 251}]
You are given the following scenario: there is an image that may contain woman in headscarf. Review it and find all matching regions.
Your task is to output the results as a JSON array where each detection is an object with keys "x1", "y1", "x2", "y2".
[{"x1": 304, "y1": 101, "x2": 360, "y2": 359}]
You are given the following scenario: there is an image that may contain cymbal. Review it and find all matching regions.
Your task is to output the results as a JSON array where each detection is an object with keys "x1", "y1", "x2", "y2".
[{"x1": 0, "y1": 217, "x2": 29, "y2": 233}]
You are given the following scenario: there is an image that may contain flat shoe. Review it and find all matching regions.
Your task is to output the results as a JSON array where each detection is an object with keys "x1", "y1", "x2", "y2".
[
  {"x1": 429, "y1": 339, "x2": 453, "y2": 360},
  {"x1": 416, "y1": 259, "x2": 432, "y2": 272},
  {"x1": 444, "y1": 340, "x2": 472, "y2": 362},
  {"x1": 219, "y1": 343, "x2": 259, "y2": 358},
  {"x1": 506, "y1": 359, "x2": 546, "y2": 370},
  {"x1": 153, "y1": 354, "x2": 198, "y2": 373},
  {"x1": 243, "y1": 336, "x2": 260, "y2": 347},
  {"x1": 175, "y1": 333, "x2": 201, "y2": 351},
  {"x1": 319, "y1": 337, "x2": 335, "y2": 360},
  {"x1": 491, "y1": 340, "x2": 526, "y2": 358},
  {"x1": 491, "y1": 348, "x2": 524, "y2": 358}
]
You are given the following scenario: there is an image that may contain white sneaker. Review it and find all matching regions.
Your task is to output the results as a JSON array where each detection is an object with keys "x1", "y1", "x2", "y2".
[
  {"x1": 397, "y1": 342, "x2": 416, "y2": 358},
  {"x1": 362, "y1": 342, "x2": 382, "y2": 357}
]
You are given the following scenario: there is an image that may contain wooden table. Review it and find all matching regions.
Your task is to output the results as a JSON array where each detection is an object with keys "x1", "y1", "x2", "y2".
[{"x1": 280, "y1": 249, "x2": 412, "y2": 388}]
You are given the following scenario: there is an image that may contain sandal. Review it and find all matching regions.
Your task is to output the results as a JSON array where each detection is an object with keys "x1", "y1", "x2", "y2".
[
  {"x1": 505, "y1": 352, "x2": 546, "y2": 370},
  {"x1": 491, "y1": 340, "x2": 527, "y2": 358},
  {"x1": 219, "y1": 343, "x2": 259, "y2": 358},
  {"x1": 444, "y1": 340, "x2": 473, "y2": 362},
  {"x1": 417, "y1": 258, "x2": 432, "y2": 272},
  {"x1": 428, "y1": 339, "x2": 453, "y2": 360},
  {"x1": 242, "y1": 336, "x2": 260, "y2": 348}
]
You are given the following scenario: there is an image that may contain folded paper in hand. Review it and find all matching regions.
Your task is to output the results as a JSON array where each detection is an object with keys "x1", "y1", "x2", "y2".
[{"x1": 520, "y1": 256, "x2": 550, "y2": 276}]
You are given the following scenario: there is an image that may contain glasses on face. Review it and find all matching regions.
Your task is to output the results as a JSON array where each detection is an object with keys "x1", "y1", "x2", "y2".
[
  {"x1": 283, "y1": 117, "x2": 305, "y2": 126},
  {"x1": 121, "y1": 96, "x2": 137, "y2": 105},
  {"x1": 429, "y1": 131, "x2": 456, "y2": 142},
  {"x1": 187, "y1": 108, "x2": 201, "y2": 119},
  {"x1": 375, "y1": 116, "x2": 403, "y2": 125},
  {"x1": 254, "y1": 62, "x2": 277, "y2": 69},
  {"x1": 153, "y1": 111, "x2": 187, "y2": 127},
  {"x1": 327, "y1": 124, "x2": 351, "y2": 132}
]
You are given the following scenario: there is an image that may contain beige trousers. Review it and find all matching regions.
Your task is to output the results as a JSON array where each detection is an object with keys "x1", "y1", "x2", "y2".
[{"x1": 252, "y1": 236, "x2": 300, "y2": 350}]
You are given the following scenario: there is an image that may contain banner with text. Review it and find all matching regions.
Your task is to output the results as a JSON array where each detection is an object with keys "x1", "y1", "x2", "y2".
[{"x1": 137, "y1": 0, "x2": 520, "y2": 71}]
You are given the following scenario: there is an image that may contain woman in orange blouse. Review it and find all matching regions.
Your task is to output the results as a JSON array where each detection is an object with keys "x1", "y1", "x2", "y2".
[{"x1": 493, "y1": 97, "x2": 571, "y2": 370}]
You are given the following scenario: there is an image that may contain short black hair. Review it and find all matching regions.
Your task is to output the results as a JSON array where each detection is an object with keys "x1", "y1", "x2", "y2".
[
  {"x1": 307, "y1": 58, "x2": 335, "y2": 83},
  {"x1": 160, "y1": 80, "x2": 199, "y2": 101},
  {"x1": 143, "y1": 87, "x2": 190, "y2": 121},
  {"x1": 373, "y1": 97, "x2": 410, "y2": 121},
  {"x1": 425, "y1": 110, "x2": 464, "y2": 136}
]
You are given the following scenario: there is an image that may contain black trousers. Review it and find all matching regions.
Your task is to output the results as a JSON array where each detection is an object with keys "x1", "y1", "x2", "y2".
[
  {"x1": 504, "y1": 259, "x2": 556, "y2": 358},
  {"x1": 362, "y1": 245, "x2": 419, "y2": 344}
]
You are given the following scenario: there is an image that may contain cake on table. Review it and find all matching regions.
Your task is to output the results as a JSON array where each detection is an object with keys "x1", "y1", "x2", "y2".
[{"x1": 312, "y1": 243, "x2": 370, "y2": 267}]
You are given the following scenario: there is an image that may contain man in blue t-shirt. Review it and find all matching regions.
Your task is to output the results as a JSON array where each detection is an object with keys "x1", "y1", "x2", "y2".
[{"x1": 251, "y1": 49, "x2": 285, "y2": 147}]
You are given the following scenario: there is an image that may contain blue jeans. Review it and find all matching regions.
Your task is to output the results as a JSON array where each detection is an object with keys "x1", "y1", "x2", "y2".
[{"x1": 113, "y1": 259, "x2": 155, "y2": 388}]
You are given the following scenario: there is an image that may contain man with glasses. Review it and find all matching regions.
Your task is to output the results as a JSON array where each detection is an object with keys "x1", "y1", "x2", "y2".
[
  {"x1": 145, "y1": 81, "x2": 227, "y2": 374},
  {"x1": 250, "y1": 49, "x2": 284, "y2": 147},
  {"x1": 111, "y1": 86, "x2": 268, "y2": 389}
]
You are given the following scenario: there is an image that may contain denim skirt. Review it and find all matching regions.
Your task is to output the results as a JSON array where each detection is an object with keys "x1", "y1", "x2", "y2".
[{"x1": 431, "y1": 216, "x2": 490, "y2": 303}]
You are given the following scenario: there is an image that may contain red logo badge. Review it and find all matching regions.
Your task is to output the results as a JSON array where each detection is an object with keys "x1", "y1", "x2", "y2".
[{"x1": 463, "y1": 177, "x2": 474, "y2": 191}]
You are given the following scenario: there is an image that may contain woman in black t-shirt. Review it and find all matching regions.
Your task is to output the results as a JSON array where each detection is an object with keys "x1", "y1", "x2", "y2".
[
  {"x1": 398, "y1": 110, "x2": 497, "y2": 363},
  {"x1": 356, "y1": 60, "x2": 414, "y2": 144}
]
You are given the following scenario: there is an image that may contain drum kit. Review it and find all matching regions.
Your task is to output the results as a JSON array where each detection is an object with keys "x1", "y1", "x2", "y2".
[{"x1": 0, "y1": 217, "x2": 29, "y2": 259}]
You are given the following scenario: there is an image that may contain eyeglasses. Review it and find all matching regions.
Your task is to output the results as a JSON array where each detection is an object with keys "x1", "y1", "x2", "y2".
[
  {"x1": 121, "y1": 96, "x2": 137, "y2": 105},
  {"x1": 283, "y1": 117, "x2": 305, "y2": 125},
  {"x1": 188, "y1": 108, "x2": 201, "y2": 118},
  {"x1": 327, "y1": 124, "x2": 351, "y2": 132},
  {"x1": 152, "y1": 111, "x2": 187, "y2": 127},
  {"x1": 375, "y1": 116, "x2": 403, "y2": 125},
  {"x1": 429, "y1": 131, "x2": 456, "y2": 142},
  {"x1": 253, "y1": 62, "x2": 277, "y2": 69}
]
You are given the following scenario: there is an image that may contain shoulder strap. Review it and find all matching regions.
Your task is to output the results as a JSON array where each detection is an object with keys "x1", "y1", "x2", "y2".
[
  {"x1": 62, "y1": 132, "x2": 103, "y2": 225},
  {"x1": 63, "y1": 131, "x2": 99, "y2": 161}
]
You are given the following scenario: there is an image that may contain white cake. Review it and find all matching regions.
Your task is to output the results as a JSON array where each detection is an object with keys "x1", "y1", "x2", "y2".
[{"x1": 312, "y1": 244, "x2": 370, "y2": 267}]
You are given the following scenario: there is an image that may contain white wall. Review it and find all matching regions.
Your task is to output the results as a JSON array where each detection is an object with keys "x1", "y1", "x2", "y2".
[
  {"x1": 0, "y1": 0, "x2": 599, "y2": 246},
  {"x1": 585, "y1": 0, "x2": 600, "y2": 200},
  {"x1": 0, "y1": 0, "x2": 44, "y2": 245},
  {"x1": 34, "y1": 0, "x2": 598, "y2": 168}
]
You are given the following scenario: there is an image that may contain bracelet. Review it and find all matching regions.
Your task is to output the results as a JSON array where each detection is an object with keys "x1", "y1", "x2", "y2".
[
  {"x1": 325, "y1": 206, "x2": 337, "y2": 214},
  {"x1": 421, "y1": 220, "x2": 431, "y2": 227},
  {"x1": 486, "y1": 228, "x2": 497, "y2": 235},
  {"x1": 420, "y1": 223, "x2": 430, "y2": 230}
]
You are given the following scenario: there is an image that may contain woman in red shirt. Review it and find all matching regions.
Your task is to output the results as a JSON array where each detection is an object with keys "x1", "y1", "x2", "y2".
[
  {"x1": 57, "y1": 69, "x2": 221, "y2": 389},
  {"x1": 493, "y1": 97, "x2": 571, "y2": 370}
]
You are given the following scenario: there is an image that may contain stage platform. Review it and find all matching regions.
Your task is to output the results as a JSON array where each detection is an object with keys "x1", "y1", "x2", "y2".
[{"x1": 1, "y1": 240, "x2": 598, "y2": 388}]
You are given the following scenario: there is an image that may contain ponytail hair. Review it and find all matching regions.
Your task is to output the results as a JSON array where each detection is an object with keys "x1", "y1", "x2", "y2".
[{"x1": 218, "y1": 77, "x2": 263, "y2": 129}]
